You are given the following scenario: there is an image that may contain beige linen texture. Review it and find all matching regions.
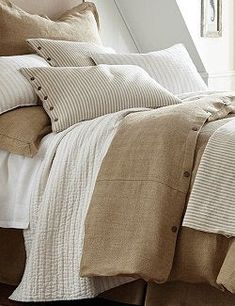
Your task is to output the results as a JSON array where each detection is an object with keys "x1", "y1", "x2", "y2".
[
  {"x1": 0, "y1": 0, "x2": 101, "y2": 56},
  {"x1": 80, "y1": 98, "x2": 235, "y2": 294},
  {"x1": 0, "y1": 106, "x2": 51, "y2": 157}
]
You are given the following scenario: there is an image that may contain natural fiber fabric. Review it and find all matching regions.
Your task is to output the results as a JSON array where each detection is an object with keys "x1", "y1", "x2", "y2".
[
  {"x1": 0, "y1": 0, "x2": 101, "y2": 56},
  {"x1": 80, "y1": 94, "x2": 235, "y2": 288},
  {"x1": 10, "y1": 110, "x2": 137, "y2": 302},
  {"x1": 0, "y1": 54, "x2": 49, "y2": 114},
  {"x1": 91, "y1": 44, "x2": 208, "y2": 95},
  {"x1": 183, "y1": 102, "x2": 235, "y2": 237},
  {"x1": 145, "y1": 282, "x2": 235, "y2": 306},
  {"x1": 21, "y1": 65, "x2": 181, "y2": 132},
  {"x1": 0, "y1": 106, "x2": 51, "y2": 157},
  {"x1": 27, "y1": 39, "x2": 115, "y2": 67}
]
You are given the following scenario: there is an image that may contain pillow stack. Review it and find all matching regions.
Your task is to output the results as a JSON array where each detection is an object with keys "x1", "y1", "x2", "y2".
[
  {"x1": 0, "y1": 0, "x2": 105, "y2": 157},
  {"x1": 0, "y1": 0, "x2": 208, "y2": 157}
]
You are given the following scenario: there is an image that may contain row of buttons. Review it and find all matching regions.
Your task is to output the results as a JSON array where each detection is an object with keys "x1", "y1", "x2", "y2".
[
  {"x1": 37, "y1": 46, "x2": 51, "y2": 62},
  {"x1": 170, "y1": 125, "x2": 200, "y2": 236},
  {"x1": 30, "y1": 76, "x2": 58, "y2": 122}
]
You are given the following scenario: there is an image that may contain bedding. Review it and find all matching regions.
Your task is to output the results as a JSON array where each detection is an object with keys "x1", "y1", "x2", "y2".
[
  {"x1": 91, "y1": 44, "x2": 208, "y2": 95},
  {"x1": 10, "y1": 110, "x2": 138, "y2": 302},
  {"x1": 0, "y1": 132, "x2": 55, "y2": 229},
  {"x1": 183, "y1": 116, "x2": 235, "y2": 236},
  {"x1": 0, "y1": 0, "x2": 101, "y2": 56},
  {"x1": 80, "y1": 93, "x2": 235, "y2": 294},
  {"x1": 0, "y1": 54, "x2": 49, "y2": 114},
  {"x1": 5, "y1": 92, "x2": 235, "y2": 303},
  {"x1": 21, "y1": 65, "x2": 181, "y2": 132},
  {"x1": 27, "y1": 39, "x2": 115, "y2": 67},
  {"x1": 0, "y1": 106, "x2": 51, "y2": 157}
]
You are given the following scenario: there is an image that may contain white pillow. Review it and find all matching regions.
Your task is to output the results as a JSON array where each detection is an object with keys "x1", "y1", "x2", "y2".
[
  {"x1": 0, "y1": 54, "x2": 49, "y2": 115},
  {"x1": 21, "y1": 65, "x2": 181, "y2": 132},
  {"x1": 27, "y1": 39, "x2": 115, "y2": 67},
  {"x1": 91, "y1": 44, "x2": 208, "y2": 95}
]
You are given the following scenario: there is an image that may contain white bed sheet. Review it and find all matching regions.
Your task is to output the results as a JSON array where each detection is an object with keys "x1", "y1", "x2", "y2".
[{"x1": 0, "y1": 133, "x2": 55, "y2": 229}]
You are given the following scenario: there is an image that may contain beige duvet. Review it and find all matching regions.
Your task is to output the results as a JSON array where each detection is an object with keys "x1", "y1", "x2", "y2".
[{"x1": 80, "y1": 96, "x2": 235, "y2": 293}]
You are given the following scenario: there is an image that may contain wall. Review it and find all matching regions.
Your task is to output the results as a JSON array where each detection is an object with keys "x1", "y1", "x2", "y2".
[
  {"x1": 93, "y1": 0, "x2": 138, "y2": 53},
  {"x1": 116, "y1": 0, "x2": 207, "y2": 78},
  {"x1": 115, "y1": 0, "x2": 235, "y2": 90},
  {"x1": 177, "y1": 0, "x2": 235, "y2": 90}
]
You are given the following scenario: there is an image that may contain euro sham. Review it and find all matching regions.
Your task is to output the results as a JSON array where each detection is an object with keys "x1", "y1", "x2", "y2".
[
  {"x1": 0, "y1": 106, "x2": 51, "y2": 157},
  {"x1": 91, "y1": 44, "x2": 208, "y2": 95},
  {"x1": 21, "y1": 65, "x2": 181, "y2": 132},
  {"x1": 27, "y1": 39, "x2": 115, "y2": 67},
  {"x1": 0, "y1": 54, "x2": 49, "y2": 115},
  {"x1": 0, "y1": 0, "x2": 101, "y2": 56}
]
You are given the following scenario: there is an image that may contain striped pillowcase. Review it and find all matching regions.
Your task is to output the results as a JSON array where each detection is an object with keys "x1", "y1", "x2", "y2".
[
  {"x1": 21, "y1": 65, "x2": 181, "y2": 132},
  {"x1": 91, "y1": 44, "x2": 208, "y2": 95},
  {"x1": 27, "y1": 39, "x2": 115, "y2": 67},
  {"x1": 0, "y1": 54, "x2": 49, "y2": 115}
]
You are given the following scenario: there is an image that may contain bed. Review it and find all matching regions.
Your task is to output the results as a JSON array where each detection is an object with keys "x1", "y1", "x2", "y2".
[{"x1": 1, "y1": 1, "x2": 235, "y2": 306}]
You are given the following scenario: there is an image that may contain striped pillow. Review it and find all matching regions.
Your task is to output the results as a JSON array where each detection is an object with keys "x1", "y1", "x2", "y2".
[
  {"x1": 0, "y1": 54, "x2": 49, "y2": 115},
  {"x1": 21, "y1": 65, "x2": 181, "y2": 132},
  {"x1": 91, "y1": 44, "x2": 208, "y2": 95},
  {"x1": 27, "y1": 39, "x2": 115, "y2": 67}
]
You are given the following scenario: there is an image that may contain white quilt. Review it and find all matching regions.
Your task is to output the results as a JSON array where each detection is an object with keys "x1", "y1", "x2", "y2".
[{"x1": 10, "y1": 109, "x2": 141, "y2": 302}]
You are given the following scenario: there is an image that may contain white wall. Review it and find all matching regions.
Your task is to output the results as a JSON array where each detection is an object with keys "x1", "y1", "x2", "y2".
[
  {"x1": 177, "y1": 0, "x2": 235, "y2": 90},
  {"x1": 93, "y1": 0, "x2": 138, "y2": 53},
  {"x1": 116, "y1": 0, "x2": 207, "y2": 78}
]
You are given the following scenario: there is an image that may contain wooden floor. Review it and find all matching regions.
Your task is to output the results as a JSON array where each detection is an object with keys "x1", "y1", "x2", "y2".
[{"x1": 0, "y1": 284, "x2": 130, "y2": 306}]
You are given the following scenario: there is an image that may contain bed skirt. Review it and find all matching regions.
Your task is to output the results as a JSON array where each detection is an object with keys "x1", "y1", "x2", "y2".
[{"x1": 1, "y1": 229, "x2": 235, "y2": 306}]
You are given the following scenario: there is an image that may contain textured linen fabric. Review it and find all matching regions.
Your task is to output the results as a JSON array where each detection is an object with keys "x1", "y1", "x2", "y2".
[
  {"x1": 91, "y1": 44, "x2": 208, "y2": 95},
  {"x1": 145, "y1": 282, "x2": 235, "y2": 306},
  {"x1": 21, "y1": 65, "x2": 181, "y2": 132},
  {"x1": 183, "y1": 109, "x2": 235, "y2": 237},
  {"x1": 0, "y1": 54, "x2": 49, "y2": 114},
  {"x1": 10, "y1": 110, "x2": 138, "y2": 302},
  {"x1": 0, "y1": 106, "x2": 51, "y2": 157},
  {"x1": 0, "y1": 0, "x2": 101, "y2": 56},
  {"x1": 27, "y1": 39, "x2": 115, "y2": 67},
  {"x1": 80, "y1": 94, "x2": 235, "y2": 289}
]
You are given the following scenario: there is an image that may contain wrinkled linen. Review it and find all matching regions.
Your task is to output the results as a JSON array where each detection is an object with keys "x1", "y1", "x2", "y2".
[
  {"x1": 80, "y1": 93, "x2": 235, "y2": 293},
  {"x1": 183, "y1": 117, "x2": 235, "y2": 236},
  {"x1": 10, "y1": 110, "x2": 143, "y2": 302},
  {"x1": 0, "y1": 134, "x2": 55, "y2": 229}
]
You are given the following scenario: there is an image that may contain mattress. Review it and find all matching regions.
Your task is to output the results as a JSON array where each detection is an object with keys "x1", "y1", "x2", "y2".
[{"x1": 0, "y1": 133, "x2": 55, "y2": 229}]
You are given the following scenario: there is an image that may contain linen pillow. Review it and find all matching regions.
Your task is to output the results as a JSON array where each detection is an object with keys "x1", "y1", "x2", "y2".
[
  {"x1": 0, "y1": 106, "x2": 51, "y2": 157},
  {"x1": 0, "y1": 54, "x2": 49, "y2": 115},
  {"x1": 27, "y1": 39, "x2": 115, "y2": 67},
  {"x1": 91, "y1": 44, "x2": 208, "y2": 95},
  {"x1": 0, "y1": 0, "x2": 101, "y2": 56},
  {"x1": 21, "y1": 65, "x2": 181, "y2": 132}
]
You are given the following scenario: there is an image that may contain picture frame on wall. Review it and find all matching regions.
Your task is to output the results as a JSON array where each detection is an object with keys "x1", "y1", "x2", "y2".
[{"x1": 201, "y1": 0, "x2": 222, "y2": 37}]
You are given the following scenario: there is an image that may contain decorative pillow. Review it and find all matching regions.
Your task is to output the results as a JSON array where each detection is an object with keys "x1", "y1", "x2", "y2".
[
  {"x1": 27, "y1": 39, "x2": 115, "y2": 67},
  {"x1": 0, "y1": 106, "x2": 51, "y2": 157},
  {"x1": 0, "y1": 0, "x2": 101, "y2": 56},
  {"x1": 91, "y1": 44, "x2": 208, "y2": 95},
  {"x1": 0, "y1": 54, "x2": 49, "y2": 115},
  {"x1": 21, "y1": 65, "x2": 181, "y2": 132}
]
